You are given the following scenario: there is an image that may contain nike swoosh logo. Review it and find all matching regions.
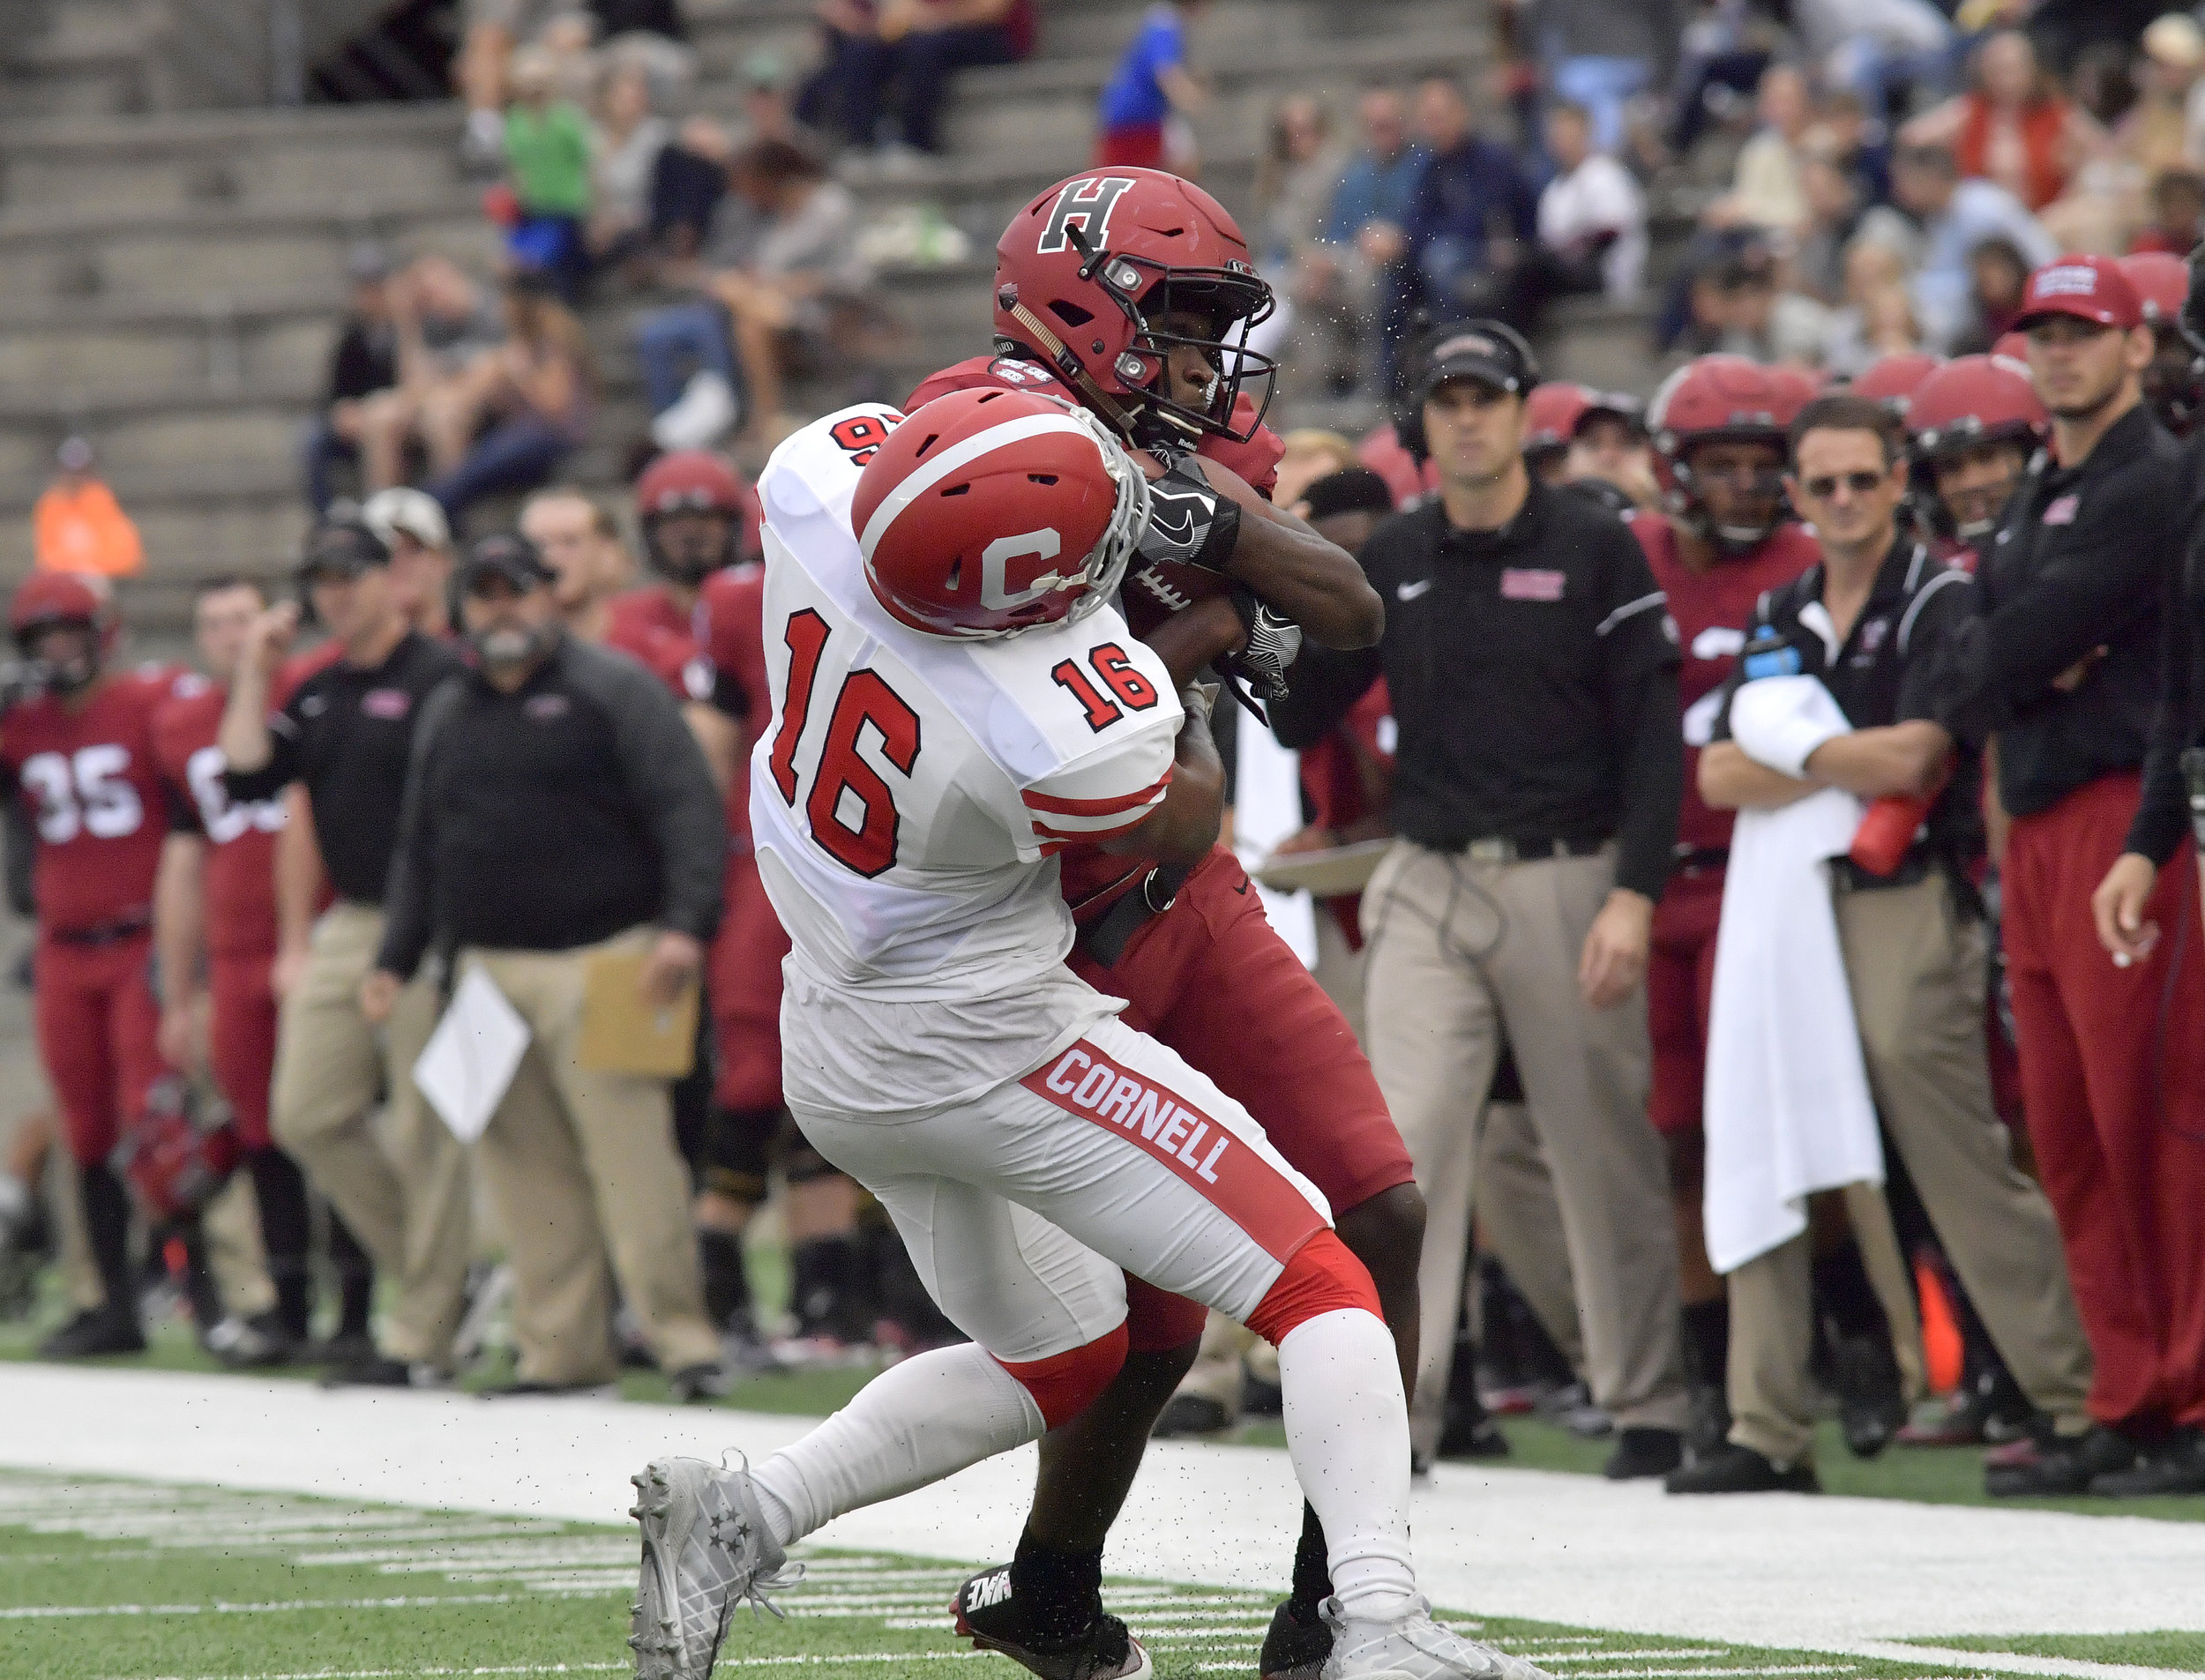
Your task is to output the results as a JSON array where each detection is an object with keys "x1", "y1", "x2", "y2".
[
  {"x1": 1397, "y1": 579, "x2": 1433, "y2": 601},
  {"x1": 1233, "y1": 880, "x2": 1250, "y2": 895},
  {"x1": 1148, "y1": 510, "x2": 1197, "y2": 543}
]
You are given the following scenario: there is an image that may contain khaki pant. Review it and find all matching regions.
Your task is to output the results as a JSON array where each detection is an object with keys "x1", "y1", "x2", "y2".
[
  {"x1": 271, "y1": 901, "x2": 469, "y2": 1365},
  {"x1": 1362, "y1": 840, "x2": 1689, "y2": 1455},
  {"x1": 1475, "y1": 1099, "x2": 1588, "y2": 1373},
  {"x1": 1728, "y1": 871, "x2": 2094, "y2": 1465},
  {"x1": 466, "y1": 933, "x2": 720, "y2": 1385}
]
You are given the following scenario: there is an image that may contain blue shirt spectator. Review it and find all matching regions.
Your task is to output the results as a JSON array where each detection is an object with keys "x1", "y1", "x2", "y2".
[
  {"x1": 1321, "y1": 89, "x2": 1430, "y2": 247},
  {"x1": 1889, "y1": 143, "x2": 2058, "y2": 350},
  {"x1": 1401, "y1": 78, "x2": 1538, "y2": 321},
  {"x1": 1098, "y1": 3, "x2": 1191, "y2": 130}
]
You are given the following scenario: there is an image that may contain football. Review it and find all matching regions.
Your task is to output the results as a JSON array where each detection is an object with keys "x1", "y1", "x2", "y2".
[{"x1": 1119, "y1": 553, "x2": 1232, "y2": 638}]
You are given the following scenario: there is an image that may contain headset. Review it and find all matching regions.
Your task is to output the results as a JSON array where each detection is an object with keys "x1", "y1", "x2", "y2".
[{"x1": 1392, "y1": 318, "x2": 1543, "y2": 465}]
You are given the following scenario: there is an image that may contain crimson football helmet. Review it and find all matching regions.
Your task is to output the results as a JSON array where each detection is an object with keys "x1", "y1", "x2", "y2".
[
  {"x1": 1522, "y1": 383, "x2": 1596, "y2": 463},
  {"x1": 2121, "y1": 250, "x2": 2205, "y2": 435},
  {"x1": 635, "y1": 450, "x2": 762, "y2": 581},
  {"x1": 1647, "y1": 355, "x2": 1806, "y2": 553},
  {"x1": 852, "y1": 390, "x2": 1149, "y2": 639},
  {"x1": 1849, "y1": 351, "x2": 1944, "y2": 417},
  {"x1": 120, "y1": 1078, "x2": 239, "y2": 1225},
  {"x1": 1907, "y1": 354, "x2": 2049, "y2": 541},
  {"x1": 11, "y1": 571, "x2": 117, "y2": 693},
  {"x1": 993, "y1": 168, "x2": 1276, "y2": 448}
]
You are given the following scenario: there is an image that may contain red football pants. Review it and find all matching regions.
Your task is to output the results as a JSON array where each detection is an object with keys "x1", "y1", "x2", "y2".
[
  {"x1": 36, "y1": 932, "x2": 168, "y2": 1166},
  {"x1": 2003, "y1": 771, "x2": 2205, "y2": 1428},
  {"x1": 711, "y1": 846, "x2": 792, "y2": 1114},
  {"x1": 1647, "y1": 866, "x2": 1723, "y2": 1137},
  {"x1": 1069, "y1": 847, "x2": 1415, "y2": 1351},
  {"x1": 209, "y1": 950, "x2": 280, "y2": 1151}
]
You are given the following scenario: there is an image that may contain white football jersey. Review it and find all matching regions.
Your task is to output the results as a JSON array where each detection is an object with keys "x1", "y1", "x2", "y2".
[{"x1": 750, "y1": 405, "x2": 1184, "y2": 1116}]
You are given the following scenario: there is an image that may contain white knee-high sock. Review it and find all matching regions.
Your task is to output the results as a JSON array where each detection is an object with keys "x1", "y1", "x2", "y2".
[
  {"x1": 1277, "y1": 1307, "x2": 1417, "y2": 1622},
  {"x1": 747, "y1": 1345, "x2": 1046, "y2": 1546}
]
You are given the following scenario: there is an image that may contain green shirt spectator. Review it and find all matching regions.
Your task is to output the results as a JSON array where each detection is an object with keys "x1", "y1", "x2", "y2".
[{"x1": 506, "y1": 100, "x2": 594, "y2": 216}]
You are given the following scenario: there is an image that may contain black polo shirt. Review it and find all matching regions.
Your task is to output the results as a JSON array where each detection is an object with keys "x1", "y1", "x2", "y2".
[
  {"x1": 375, "y1": 632, "x2": 725, "y2": 980},
  {"x1": 224, "y1": 631, "x2": 464, "y2": 905},
  {"x1": 1271, "y1": 476, "x2": 1683, "y2": 901},
  {"x1": 1713, "y1": 536, "x2": 1978, "y2": 862},
  {"x1": 2127, "y1": 427, "x2": 2205, "y2": 863},
  {"x1": 1934, "y1": 401, "x2": 2182, "y2": 818}
]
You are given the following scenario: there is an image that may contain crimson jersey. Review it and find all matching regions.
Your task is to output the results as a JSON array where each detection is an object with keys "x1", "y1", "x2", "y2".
[
  {"x1": 3, "y1": 667, "x2": 193, "y2": 937},
  {"x1": 1298, "y1": 679, "x2": 1394, "y2": 947},
  {"x1": 609, "y1": 585, "x2": 699, "y2": 651},
  {"x1": 908, "y1": 355, "x2": 1286, "y2": 916},
  {"x1": 151, "y1": 680, "x2": 287, "y2": 959},
  {"x1": 1932, "y1": 534, "x2": 1983, "y2": 575},
  {"x1": 1627, "y1": 512, "x2": 1820, "y2": 855},
  {"x1": 698, "y1": 564, "x2": 770, "y2": 840},
  {"x1": 604, "y1": 615, "x2": 714, "y2": 706}
]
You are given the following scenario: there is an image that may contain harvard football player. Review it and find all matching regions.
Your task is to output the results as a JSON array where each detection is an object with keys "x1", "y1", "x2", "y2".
[
  {"x1": 2119, "y1": 250, "x2": 2205, "y2": 437},
  {"x1": 1906, "y1": 355, "x2": 2048, "y2": 572},
  {"x1": 151, "y1": 576, "x2": 318, "y2": 1364},
  {"x1": 903, "y1": 168, "x2": 1420, "y2": 1680},
  {"x1": 1630, "y1": 355, "x2": 1823, "y2": 1448},
  {"x1": 4, "y1": 572, "x2": 195, "y2": 1356}
]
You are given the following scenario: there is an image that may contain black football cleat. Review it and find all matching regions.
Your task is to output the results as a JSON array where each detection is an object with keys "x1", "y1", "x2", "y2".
[
  {"x1": 38, "y1": 1305, "x2": 145, "y2": 1358},
  {"x1": 1258, "y1": 1600, "x2": 1333, "y2": 1680},
  {"x1": 1664, "y1": 1443, "x2": 1820, "y2": 1495},
  {"x1": 951, "y1": 1564, "x2": 1151, "y2": 1680}
]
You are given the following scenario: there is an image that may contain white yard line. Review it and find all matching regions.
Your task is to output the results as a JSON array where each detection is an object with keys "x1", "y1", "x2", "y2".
[{"x1": 6, "y1": 1365, "x2": 2202, "y2": 1676}]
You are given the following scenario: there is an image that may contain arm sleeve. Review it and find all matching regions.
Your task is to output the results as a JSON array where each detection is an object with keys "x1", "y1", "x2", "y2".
[
  {"x1": 1935, "y1": 463, "x2": 2177, "y2": 741},
  {"x1": 221, "y1": 701, "x2": 305, "y2": 803},
  {"x1": 1020, "y1": 713, "x2": 1180, "y2": 859},
  {"x1": 372, "y1": 680, "x2": 460, "y2": 982},
  {"x1": 594, "y1": 652, "x2": 729, "y2": 945},
  {"x1": 2127, "y1": 541, "x2": 2196, "y2": 865},
  {"x1": 1267, "y1": 642, "x2": 1383, "y2": 749},
  {"x1": 1613, "y1": 664, "x2": 1683, "y2": 901}
]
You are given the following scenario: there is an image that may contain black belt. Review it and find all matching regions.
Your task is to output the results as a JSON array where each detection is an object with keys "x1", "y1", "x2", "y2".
[
  {"x1": 1830, "y1": 850, "x2": 1936, "y2": 894},
  {"x1": 1420, "y1": 834, "x2": 1608, "y2": 863},
  {"x1": 1077, "y1": 862, "x2": 1192, "y2": 969},
  {"x1": 49, "y1": 913, "x2": 152, "y2": 948}
]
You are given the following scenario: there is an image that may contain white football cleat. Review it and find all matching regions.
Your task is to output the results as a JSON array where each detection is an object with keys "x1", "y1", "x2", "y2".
[
  {"x1": 1322, "y1": 1595, "x2": 1555, "y2": 1680},
  {"x1": 628, "y1": 1455, "x2": 803, "y2": 1679}
]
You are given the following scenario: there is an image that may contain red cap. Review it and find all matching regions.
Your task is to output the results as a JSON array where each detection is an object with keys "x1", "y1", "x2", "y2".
[
  {"x1": 2014, "y1": 256, "x2": 2143, "y2": 332},
  {"x1": 2119, "y1": 250, "x2": 2189, "y2": 325}
]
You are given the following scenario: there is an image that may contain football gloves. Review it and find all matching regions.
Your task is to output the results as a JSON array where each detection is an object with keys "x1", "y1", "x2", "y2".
[{"x1": 1134, "y1": 457, "x2": 1243, "y2": 577}]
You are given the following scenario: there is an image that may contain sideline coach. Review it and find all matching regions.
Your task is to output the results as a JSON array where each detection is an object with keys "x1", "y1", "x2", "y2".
[
  {"x1": 1272, "y1": 323, "x2": 1693, "y2": 1477},
  {"x1": 364, "y1": 534, "x2": 729, "y2": 1397}
]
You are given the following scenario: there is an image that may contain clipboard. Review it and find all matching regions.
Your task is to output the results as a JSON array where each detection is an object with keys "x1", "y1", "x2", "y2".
[
  {"x1": 577, "y1": 948, "x2": 699, "y2": 1078},
  {"x1": 1250, "y1": 838, "x2": 1393, "y2": 900}
]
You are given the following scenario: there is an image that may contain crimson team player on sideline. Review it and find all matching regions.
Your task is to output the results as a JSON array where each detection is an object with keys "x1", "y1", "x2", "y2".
[
  {"x1": 1626, "y1": 355, "x2": 1820, "y2": 1452},
  {"x1": 150, "y1": 577, "x2": 315, "y2": 1365},
  {"x1": 901, "y1": 168, "x2": 1426, "y2": 1680},
  {"x1": 1939, "y1": 256, "x2": 2205, "y2": 1496},
  {"x1": 4, "y1": 573, "x2": 190, "y2": 1357},
  {"x1": 1907, "y1": 355, "x2": 2049, "y2": 573},
  {"x1": 1848, "y1": 350, "x2": 1945, "y2": 420},
  {"x1": 630, "y1": 390, "x2": 1551, "y2": 1680},
  {"x1": 2119, "y1": 250, "x2": 2205, "y2": 438}
]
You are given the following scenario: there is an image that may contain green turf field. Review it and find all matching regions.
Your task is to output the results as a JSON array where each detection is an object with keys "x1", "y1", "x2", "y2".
[{"x1": 11, "y1": 1467, "x2": 2194, "y2": 1680}]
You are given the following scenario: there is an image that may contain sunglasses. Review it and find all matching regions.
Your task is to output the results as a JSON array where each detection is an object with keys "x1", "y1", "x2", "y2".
[{"x1": 1798, "y1": 470, "x2": 1888, "y2": 500}]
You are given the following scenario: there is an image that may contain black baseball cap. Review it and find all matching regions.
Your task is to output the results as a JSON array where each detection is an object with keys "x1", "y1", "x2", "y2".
[
  {"x1": 1302, "y1": 467, "x2": 1396, "y2": 521},
  {"x1": 296, "y1": 519, "x2": 391, "y2": 583},
  {"x1": 460, "y1": 532, "x2": 556, "y2": 593},
  {"x1": 1416, "y1": 321, "x2": 1539, "y2": 402}
]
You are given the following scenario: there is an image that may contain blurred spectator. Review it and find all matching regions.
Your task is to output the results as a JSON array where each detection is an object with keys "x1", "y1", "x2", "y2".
[
  {"x1": 1301, "y1": 87, "x2": 1427, "y2": 391},
  {"x1": 33, "y1": 438, "x2": 142, "y2": 579},
  {"x1": 1795, "y1": 0, "x2": 1954, "y2": 124},
  {"x1": 635, "y1": 139, "x2": 871, "y2": 452},
  {"x1": 368, "y1": 534, "x2": 729, "y2": 1400},
  {"x1": 501, "y1": 45, "x2": 594, "y2": 301},
  {"x1": 1810, "y1": 87, "x2": 1894, "y2": 210},
  {"x1": 1094, "y1": 0, "x2": 1207, "y2": 171},
  {"x1": 652, "y1": 116, "x2": 736, "y2": 263},
  {"x1": 1793, "y1": 152, "x2": 1866, "y2": 302},
  {"x1": 587, "y1": 56, "x2": 670, "y2": 269},
  {"x1": 356, "y1": 256, "x2": 508, "y2": 496},
  {"x1": 1821, "y1": 236, "x2": 1917, "y2": 374},
  {"x1": 1508, "y1": 0, "x2": 1683, "y2": 156},
  {"x1": 1902, "y1": 30, "x2": 2106, "y2": 213},
  {"x1": 1679, "y1": 241, "x2": 1828, "y2": 364},
  {"x1": 1395, "y1": 77, "x2": 1539, "y2": 340},
  {"x1": 2116, "y1": 15, "x2": 2205, "y2": 180},
  {"x1": 1536, "y1": 100, "x2": 1648, "y2": 300},
  {"x1": 1703, "y1": 64, "x2": 1815, "y2": 242},
  {"x1": 459, "y1": 0, "x2": 689, "y2": 169},
  {"x1": 422, "y1": 275, "x2": 595, "y2": 522},
  {"x1": 2127, "y1": 166, "x2": 2205, "y2": 255},
  {"x1": 1669, "y1": 0, "x2": 1780, "y2": 158},
  {"x1": 1949, "y1": 235, "x2": 2032, "y2": 355},
  {"x1": 1889, "y1": 142, "x2": 2057, "y2": 351},
  {"x1": 1245, "y1": 96, "x2": 1345, "y2": 382},
  {"x1": 1271, "y1": 429, "x2": 1363, "y2": 513},
  {"x1": 303, "y1": 246, "x2": 400, "y2": 514},
  {"x1": 804, "y1": 0, "x2": 1035, "y2": 163}
]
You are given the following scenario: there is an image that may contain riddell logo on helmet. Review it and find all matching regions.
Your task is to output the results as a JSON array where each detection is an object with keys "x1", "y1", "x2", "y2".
[{"x1": 1036, "y1": 176, "x2": 1136, "y2": 254}]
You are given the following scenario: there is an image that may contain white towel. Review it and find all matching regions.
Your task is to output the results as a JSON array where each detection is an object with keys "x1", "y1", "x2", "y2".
[{"x1": 1702, "y1": 677, "x2": 1883, "y2": 1276}]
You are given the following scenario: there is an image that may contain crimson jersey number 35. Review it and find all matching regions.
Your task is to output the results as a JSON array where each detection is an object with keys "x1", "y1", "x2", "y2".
[{"x1": 767, "y1": 611, "x2": 1158, "y2": 878}]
